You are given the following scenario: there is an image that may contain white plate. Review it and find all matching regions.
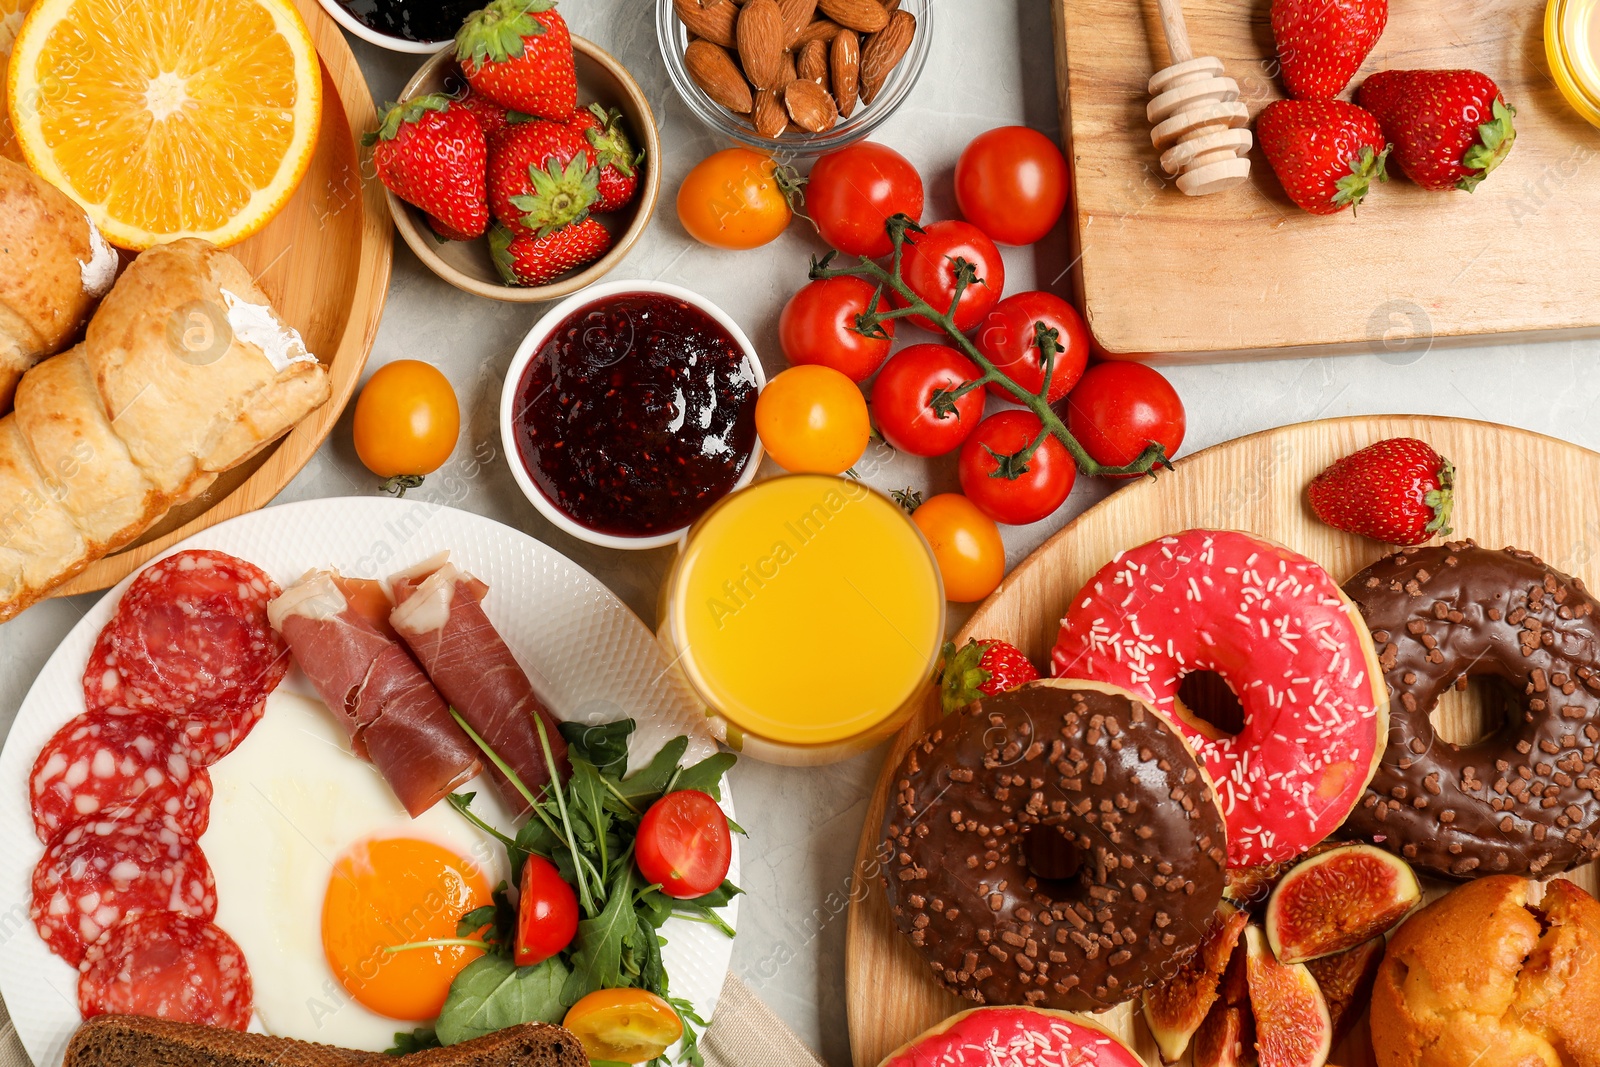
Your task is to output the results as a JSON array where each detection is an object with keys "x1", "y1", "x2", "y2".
[{"x1": 0, "y1": 497, "x2": 736, "y2": 1067}]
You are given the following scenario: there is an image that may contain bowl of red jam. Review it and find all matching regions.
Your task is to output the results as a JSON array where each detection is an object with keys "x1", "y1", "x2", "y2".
[
  {"x1": 316, "y1": 0, "x2": 471, "y2": 52},
  {"x1": 500, "y1": 281, "x2": 766, "y2": 550}
]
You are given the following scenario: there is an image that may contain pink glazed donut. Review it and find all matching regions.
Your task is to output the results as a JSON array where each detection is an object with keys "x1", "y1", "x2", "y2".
[
  {"x1": 876, "y1": 1007, "x2": 1143, "y2": 1067},
  {"x1": 1051, "y1": 529, "x2": 1388, "y2": 867}
]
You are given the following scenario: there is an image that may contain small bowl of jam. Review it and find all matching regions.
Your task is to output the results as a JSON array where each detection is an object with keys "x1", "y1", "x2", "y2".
[
  {"x1": 500, "y1": 281, "x2": 766, "y2": 550},
  {"x1": 316, "y1": 0, "x2": 473, "y2": 52}
]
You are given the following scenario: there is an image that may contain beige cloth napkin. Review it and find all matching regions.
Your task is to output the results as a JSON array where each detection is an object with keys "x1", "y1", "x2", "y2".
[{"x1": 0, "y1": 974, "x2": 826, "y2": 1067}]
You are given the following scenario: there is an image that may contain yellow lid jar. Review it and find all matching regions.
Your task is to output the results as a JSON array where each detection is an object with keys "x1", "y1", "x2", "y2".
[{"x1": 1548, "y1": 0, "x2": 1600, "y2": 127}]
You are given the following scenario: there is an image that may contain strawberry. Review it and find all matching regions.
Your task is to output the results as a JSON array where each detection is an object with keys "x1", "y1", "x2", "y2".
[
  {"x1": 1258, "y1": 99, "x2": 1389, "y2": 215},
  {"x1": 566, "y1": 103, "x2": 643, "y2": 212},
  {"x1": 487, "y1": 119, "x2": 598, "y2": 235},
  {"x1": 455, "y1": 0, "x2": 577, "y2": 120},
  {"x1": 1308, "y1": 437, "x2": 1454, "y2": 546},
  {"x1": 365, "y1": 94, "x2": 489, "y2": 239},
  {"x1": 1271, "y1": 0, "x2": 1388, "y2": 100},
  {"x1": 1357, "y1": 69, "x2": 1516, "y2": 191},
  {"x1": 490, "y1": 218, "x2": 613, "y2": 286},
  {"x1": 938, "y1": 639, "x2": 1040, "y2": 714},
  {"x1": 427, "y1": 214, "x2": 478, "y2": 242},
  {"x1": 454, "y1": 88, "x2": 530, "y2": 150}
]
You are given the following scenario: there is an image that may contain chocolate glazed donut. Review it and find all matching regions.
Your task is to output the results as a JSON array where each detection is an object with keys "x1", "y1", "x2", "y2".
[
  {"x1": 880, "y1": 679, "x2": 1228, "y2": 1012},
  {"x1": 1342, "y1": 541, "x2": 1600, "y2": 879}
]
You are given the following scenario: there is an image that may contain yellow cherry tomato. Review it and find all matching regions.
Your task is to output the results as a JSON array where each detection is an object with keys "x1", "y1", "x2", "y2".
[
  {"x1": 912, "y1": 493, "x2": 1006, "y2": 603},
  {"x1": 677, "y1": 148, "x2": 794, "y2": 250},
  {"x1": 562, "y1": 988, "x2": 684, "y2": 1064},
  {"x1": 755, "y1": 365, "x2": 870, "y2": 475},
  {"x1": 352, "y1": 360, "x2": 460, "y2": 485}
]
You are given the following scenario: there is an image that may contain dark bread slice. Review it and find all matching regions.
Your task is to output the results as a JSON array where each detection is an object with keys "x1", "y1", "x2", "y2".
[{"x1": 64, "y1": 1015, "x2": 588, "y2": 1067}]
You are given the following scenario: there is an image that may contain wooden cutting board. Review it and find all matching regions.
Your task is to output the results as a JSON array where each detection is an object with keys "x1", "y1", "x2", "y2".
[
  {"x1": 1052, "y1": 0, "x2": 1600, "y2": 362},
  {"x1": 845, "y1": 415, "x2": 1600, "y2": 1066}
]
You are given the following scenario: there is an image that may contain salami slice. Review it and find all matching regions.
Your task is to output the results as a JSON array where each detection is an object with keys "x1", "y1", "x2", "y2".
[
  {"x1": 78, "y1": 911, "x2": 252, "y2": 1031},
  {"x1": 30, "y1": 819, "x2": 216, "y2": 966},
  {"x1": 30, "y1": 710, "x2": 212, "y2": 845},
  {"x1": 81, "y1": 626, "x2": 153, "y2": 714}
]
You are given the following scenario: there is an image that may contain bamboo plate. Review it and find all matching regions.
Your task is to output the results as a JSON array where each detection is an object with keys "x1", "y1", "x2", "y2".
[
  {"x1": 845, "y1": 415, "x2": 1600, "y2": 1067},
  {"x1": 50, "y1": 0, "x2": 392, "y2": 599}
]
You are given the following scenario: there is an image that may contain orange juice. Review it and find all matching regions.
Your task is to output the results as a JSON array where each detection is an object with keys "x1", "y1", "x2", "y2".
[
  {"x1": 662, "y1": 475, "x2": 944, "y2": 764},
  {"x1": 1548, "y1": 0, "x2": 1600, "y2": 128}
]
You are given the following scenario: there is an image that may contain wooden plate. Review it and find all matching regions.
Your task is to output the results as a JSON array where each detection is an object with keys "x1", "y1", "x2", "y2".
[
  {"x1": 846, "y1": 415, "x2": 1600, "y2": 1066},
  {"x1": 50, "y1": 0, "x2": 391, "y2": 599}
]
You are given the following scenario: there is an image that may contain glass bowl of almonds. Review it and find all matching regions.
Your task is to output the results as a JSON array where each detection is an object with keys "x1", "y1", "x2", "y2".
[{"x1": 658, "y1": 0, "x2": 930, "y2": 154}]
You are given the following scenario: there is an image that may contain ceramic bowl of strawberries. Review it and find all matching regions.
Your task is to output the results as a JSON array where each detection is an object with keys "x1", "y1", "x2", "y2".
[{"x1": 373, "y1": 0, "x2": 661, "y2": 302}]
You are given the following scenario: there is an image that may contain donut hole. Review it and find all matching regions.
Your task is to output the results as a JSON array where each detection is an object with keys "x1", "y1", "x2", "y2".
[
  {"x1": 1176, "y1": 670, "x2": 1245, "y2": 737},
  {"x1": 1022, "y1": 824, "x2": 1085, "y2": 886},
  {"x1": 1429, "y1": 673, "x2": 1516, "y2": 747}
]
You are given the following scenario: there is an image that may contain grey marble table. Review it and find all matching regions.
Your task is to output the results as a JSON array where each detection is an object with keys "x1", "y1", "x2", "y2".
[{"x1": 4, "y1": 2, "x2": 1600, "y2": 1065}]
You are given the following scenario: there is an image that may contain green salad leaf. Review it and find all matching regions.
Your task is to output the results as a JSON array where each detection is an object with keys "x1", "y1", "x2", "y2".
[{"x1": 435, "y1": 954, "x2": 570, "y2": 1046}]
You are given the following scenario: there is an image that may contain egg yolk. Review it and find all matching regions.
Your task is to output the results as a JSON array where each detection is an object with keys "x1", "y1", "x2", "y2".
[{"x1": 321, "y1": 837, "x2": 491, "y2": 1021}]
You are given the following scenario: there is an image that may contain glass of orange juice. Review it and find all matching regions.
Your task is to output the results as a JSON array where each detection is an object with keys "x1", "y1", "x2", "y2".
[{"x1": 660, "y1": 475, "x2": 945, "y2": 765}]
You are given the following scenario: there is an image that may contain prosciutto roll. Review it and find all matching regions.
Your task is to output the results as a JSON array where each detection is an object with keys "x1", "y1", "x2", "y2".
[
  {"x1": 267, "y1": 570, "x2": 480, "y2": 816},
  {"x1": 389, "y1": 556, "x2": 567, "y2": 812}
]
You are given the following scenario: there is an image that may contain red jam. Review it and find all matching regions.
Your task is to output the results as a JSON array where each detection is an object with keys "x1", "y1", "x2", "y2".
[{"x1": 512, "y1": 292, "x2": 760, "y2": 539}]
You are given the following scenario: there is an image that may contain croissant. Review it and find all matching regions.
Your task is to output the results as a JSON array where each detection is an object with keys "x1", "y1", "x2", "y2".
[
  {"x1": 0, "y1": 157, "x2": 117, "y2": 409},
  {"x1": 0, "y1": 237, "x2": 330, "y2": 621}
]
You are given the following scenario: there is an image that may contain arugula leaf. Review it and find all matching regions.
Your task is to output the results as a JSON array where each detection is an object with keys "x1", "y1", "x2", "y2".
[
  {"x1": 566, "y1": 758, "x2": 614, "y2": 881},
  {"x1": 671, "y1": 753, "x2": 737, "y2": 801},
  {"x1": 448, "y1": 792, "x2": 517, "y2": 851},
  {"x1": 435, "y1": 954, "x2": 570, "y2": 1045},
  {"x1": 456, "y1": 883, "x2": 517, "y2": 953},
  {"x1": 562, "y1": 863, "x2": 639, "y2": 1005},
  {"x1": 384, "y1": 1028, "x2": 440, "y2": 1055},
  {"x1": 665, "y1": 996, "x2": 709, "y2": 1067},
  {"x1": 560, "y1": 718, "x2": 634, "y2": 777},
  {"x1": 616, "y1": 736, "x2": 689, "y2": 807},
  {"x1": 634, "y1": 886, "x2": 675, "y2": 930},
  {"x1": 689, "y1": 880, "x2": 743, "y2": 910}
]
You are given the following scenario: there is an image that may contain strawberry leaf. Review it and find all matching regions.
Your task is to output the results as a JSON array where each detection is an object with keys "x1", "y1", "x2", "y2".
[
  {"x1": 1460, "y1": 99, "x2": 1516, "y2": 193},
  {"x1": 365, "y1": 93, "x2": 453, "y2": 144},
  {"x1": 938, "y1": 640, "x2": 994, "y2": 715},
  {"x1": 509, "y1": 155, "x2": 599, "y2": 237},
  {"x1": 1333, "y1": 144, "x2": 1390, "y2": 212},
  {"x1": 455, "y1": 0, "x2": 555, "y2": 68}
]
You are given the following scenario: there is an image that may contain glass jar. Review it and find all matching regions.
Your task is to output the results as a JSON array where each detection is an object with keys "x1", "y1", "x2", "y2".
[{"x1": 1548, "y1": 0, "x2": 1600, "y2": 128}]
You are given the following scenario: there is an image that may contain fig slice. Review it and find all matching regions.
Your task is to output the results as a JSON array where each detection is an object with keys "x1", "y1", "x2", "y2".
[
  {"x1": 1265, "y1": 843, "x2": 1421, "y2": 964},
  {"x1": 1194, "y1": 1003, "x2": 1253, "y2": 1067},
  {"x1": 1244, "y1": 925, "x2": 1333, "y2": 1067},
  {"x1": 1143, "y1": 901, "x2": 1250, "y2": 1062}
]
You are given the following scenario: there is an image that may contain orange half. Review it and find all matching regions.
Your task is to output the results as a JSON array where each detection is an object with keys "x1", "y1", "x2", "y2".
[{"x1": 0, "y1": 0, "x2": 34, "y2": 160}]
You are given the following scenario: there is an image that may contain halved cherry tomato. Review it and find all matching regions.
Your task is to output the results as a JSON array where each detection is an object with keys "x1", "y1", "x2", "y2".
[
  {"x1": 636, "y1": 790, "x2": 733, "y2": 900},
  {"x1": 678, "y1": 148, "x2": 794, "y2": 250},
  {"x1": 955, "y1": 126, "x2": 1070, "y2": 247},
  {"x1": 870, "y1": 344, "x2": 985, "y2": 458},
  {"x1": 1062, "y1": 362, "x2": 1186, "y2": 476},
  {"x1": 779, "y1": 276, "x2": 894, "y2": 383},
  {"x1": 958, "y1": 410, "x2": 1076, "y2": 526},
  {"x1": 911, "y1": 494, "x2": 1006, "y2": 603},
  {"x1": 755, "y1": 365, "x2": 871, "y2": 475},
  {"x1": 806, "y1": 141, "x2": 925, "y2": 258},
  {"x1": 976, "y1": 292, "x2": 1090, "y2": 405},
  {"x1": 352, "y1": 360, "x2": 460, "y2": 481},
  {"x1": 563, "y1": 988, "x2": 684, "y2": 1064},
  {"x1": 515, "y1": 854, "x2": 579, "y2": 968},
  {"x1": 892, "y1": 220, "x2": 1005, "y2": 333}
]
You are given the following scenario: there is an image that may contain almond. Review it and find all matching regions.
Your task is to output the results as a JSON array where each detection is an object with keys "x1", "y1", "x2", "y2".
[
  {"x1": 685, "y1": 40, "x2": 755, "y2": 113},
  {"x1": 778, "y1": 0, "x2": 819, "y2": 45},
  {"x1": 882, "y1": 0, "x2": 901, "y2": 11},
  {"x1": 860, "y1": 9, "x2": 913, "y2": 104},
  {"x1": 792, "y1": 17, "x2": 842, "y2": 45},
  {"x1": 831, "y1": 29, "x2": 860, "y2": 118},
  {"x1": 797, "y1": 37, "x2": 829, "y2": 86},
  {"x1": 736, "y1": 0, "x2": 788, "y2": 90},
  {"x1": 818, "y1": 0, "x2": 888, "y2": 33},
  {"x1": 674, "y1": 0, "x2": 738, "y2": 48},
  {"x1": 752, "y1": 88, "x2": 789, "y2": 137},
  {"x1": 784, "y1": 78, "x2": 839, "y2": 132}
]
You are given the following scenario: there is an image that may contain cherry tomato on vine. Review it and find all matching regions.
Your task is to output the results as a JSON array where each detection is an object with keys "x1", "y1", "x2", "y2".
[
  {"x1": 892, "y1": 220, "x2": 1005, "y2": 333},
  {"x1": 514, "y1": 854, "x2": 579, "y2": 967},
  {"x1": 755, "y1": 365, "x2": 871, "y2": 475},
  {"x1": 1062, "y1": 362, "x2": 1186, "y2": 476},
  {"x1": 870, "y1": 343, "x2": 985, "y2": 457},
  {"x1": 976, "y1": 292, "x2": 1090, "y2": 405},
  {"x1": 806, "y1": 141, "x2": 925, "y2": 258},
  {"x1": 352, "y1": 360, "x2": 460, "y2": 486},
  {"x1": 677, "y1": 148, "x2": 795, "y2": 250},
  {"x1": 955, "y1": 126, "x2": 1070, "y2": 247},
  {"x1": 911, "y1": 494, "x2": 1006, "y2": 603},
  {"x1": 636, "y1": 790, "x2": 733, "y2": 900},
  {"x1": 779, "y1": 277, "x2": 894, "y2": 382},
  {"x1": 959, "y1": 410, "x2": 1076, "y2": 526},
  {"x1": 563, "y1": 988, "x2": 684, "y2": 1064}
]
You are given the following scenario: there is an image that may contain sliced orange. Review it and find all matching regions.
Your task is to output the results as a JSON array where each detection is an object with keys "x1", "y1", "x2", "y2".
[
  {"x1": 7, "y1": 0, "x2": 321, "y2": 249},
  {"x1": 0, "y1": 0, "x2": 34, "y2": 161}
]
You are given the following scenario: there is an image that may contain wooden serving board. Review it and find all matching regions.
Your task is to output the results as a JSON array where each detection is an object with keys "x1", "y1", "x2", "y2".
[
  {"x1": 49, "y1": 0, "x2": 391, "y2": 598},
  {"x1": 1052, "y1": 0, "x2": 1600, "y2": 361},
  {"x1": 845, "y1": 416, "x2": 1600, "y2": 1067}
]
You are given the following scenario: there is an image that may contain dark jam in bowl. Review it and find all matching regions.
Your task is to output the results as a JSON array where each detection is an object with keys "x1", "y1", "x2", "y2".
[
  {"x1": 335, "y1": 0, "x2": 478, "y2": 42},
  {"x1": 512, "y1": 292, "x2": 761, "y2": 538}
]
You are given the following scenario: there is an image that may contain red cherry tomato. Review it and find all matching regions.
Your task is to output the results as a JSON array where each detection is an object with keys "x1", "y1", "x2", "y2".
[
  {"x1": 955, "y1": 126, "x2": 1070, "y2": 247},
  {"x1": 778, "y1": 277, "x2": 894, "y2": 383},
  {"x1": 870, "y1": 343, "x2": 986, "y2": 457},
  {"x1": 636, "y1": 790, "x2": 733, "y2": 900},
  {"x1": 515, "y1": 854, "x2": 579, "y2": 967},
  {"x1": 807, "y1": 142, "x2": 925, "y2": 258},
  {"x1": 976, "y1": 292, "x2": 1090, "y2": 405},
  {"x1": 893, "y1": 220, "x2": 1005, "y2": 333},
  {"x1": 958, "y1": 410, "x2": 1076, "y2": 526},
  {"x1": 1062, "y1": 362, "x2": 1186, "y2": 477}
]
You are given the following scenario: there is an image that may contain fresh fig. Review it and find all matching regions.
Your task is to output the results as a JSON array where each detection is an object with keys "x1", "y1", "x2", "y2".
[
  {"x1": 1143, "y1": 902, "x2": 1250, "y2": 1062},
  {"x1": 1194, "y1": 1003, "x2": 1253, "y2": 1067},
  {"x1": 1265, "y1": 843, "x2": 1420, "y2": 964},
  {"x1": 1244, "y1": 925, "x2": 1333, "y2": 1067},
  {"x1": 1226, "y1": 841, "x2": 1342, "y2": 914},
  {"x1": 1304, "y1": 936, "x2": 1383, "y2": 1047}
]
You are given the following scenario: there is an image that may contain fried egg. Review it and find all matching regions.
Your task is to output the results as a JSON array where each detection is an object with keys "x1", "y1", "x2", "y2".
[{"x1": 204, "y1": 690, "x2": 514, "y2": 1050}]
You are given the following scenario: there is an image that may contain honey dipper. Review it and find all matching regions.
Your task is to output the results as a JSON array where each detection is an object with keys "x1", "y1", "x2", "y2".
[{"x1": 1146, "y1": 0, "x2": 1252, "y2": 195}]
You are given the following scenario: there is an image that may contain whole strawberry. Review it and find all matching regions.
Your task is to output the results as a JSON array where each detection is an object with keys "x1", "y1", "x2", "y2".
[
  {"x1": 566, "y1": 103, "x2": 643, "y2": 213},
  {"x1": 488, "y1": 119, "x2": 598, "y2": 235},
  {"x1": 1272, "y1": 0, "x2": 1388, "y2": 100},
  {"x1": 490, "y1": 218, "x2": 613, "y2": 286},
  {"x1": 1308, "y1": 437, "x2": 1454, "y2": 546},
  {"x1": 365, "y1": 94, "x2": 489, "y2": 239},
  {"x1": 1357, "y1": 70, "x2": 1515, "y2": 191},
  {"x1": 427, "y1": 214, "x2": 478, "y2": 242},
  {"x1": 456, "y1": 0, "x2": 577, "y2": 119},
  {"x1": 455, "y1": 88, "x2": 529, "y2": 150},
  {"x1": 1258, "y1": 99, "x2": 1389, "y2": 215},
  {"x1": 939, "y1": 639, "x2": 1040, "y2": 714}
]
